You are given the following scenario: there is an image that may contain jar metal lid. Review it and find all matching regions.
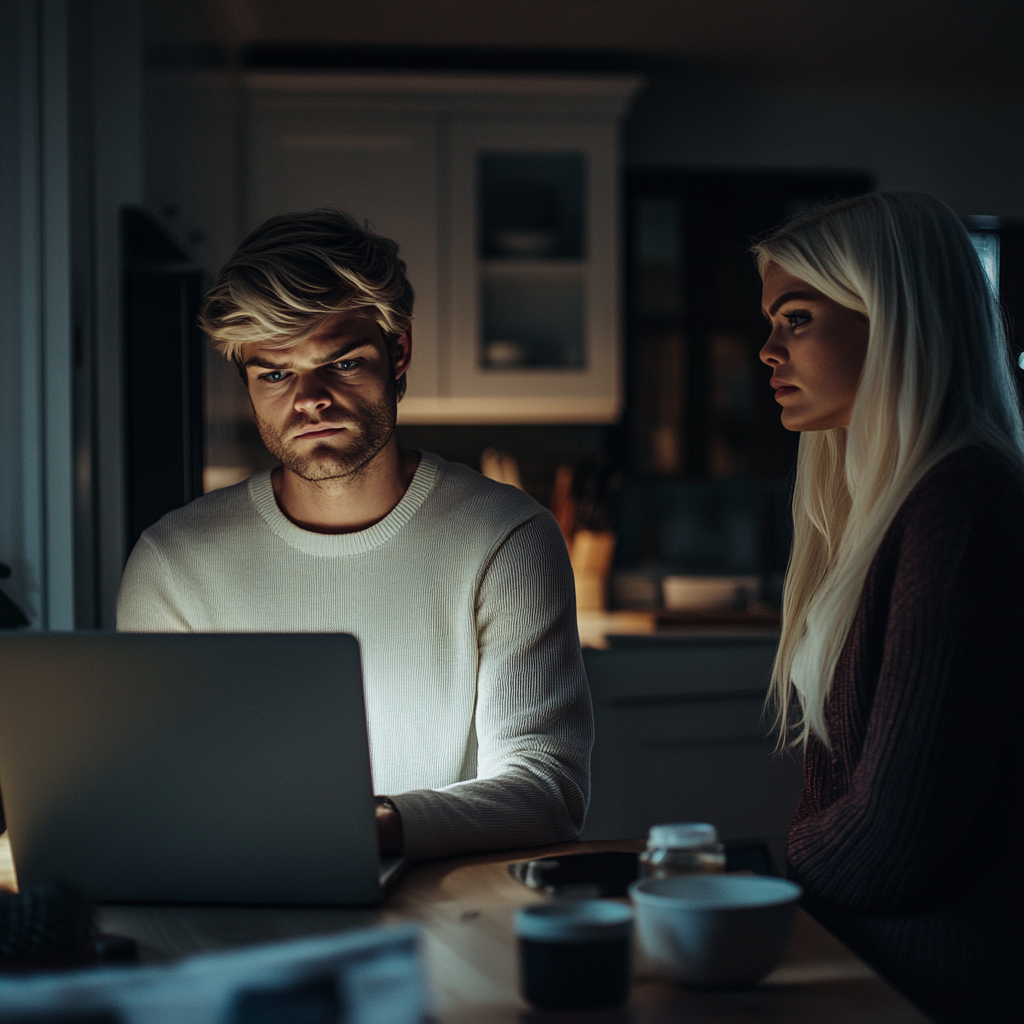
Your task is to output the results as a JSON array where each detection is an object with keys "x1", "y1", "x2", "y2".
[{"x1": 647, "y1": 822, "x2": 720, "y2": 849}]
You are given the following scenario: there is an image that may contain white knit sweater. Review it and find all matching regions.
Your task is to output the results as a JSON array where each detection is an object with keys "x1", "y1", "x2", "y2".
[{"x1": 116, "y1": 452, "x2": 593, "y2": 860}]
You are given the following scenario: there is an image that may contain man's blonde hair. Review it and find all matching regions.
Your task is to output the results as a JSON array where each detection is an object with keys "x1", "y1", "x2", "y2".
[{"x1": 199, "y1": 209, "x2": 414, "y2": 398}]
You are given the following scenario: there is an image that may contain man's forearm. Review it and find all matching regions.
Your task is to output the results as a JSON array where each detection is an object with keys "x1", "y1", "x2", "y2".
[{"x1": 388, "y1": 767, "x2": 587, "y2": 861}]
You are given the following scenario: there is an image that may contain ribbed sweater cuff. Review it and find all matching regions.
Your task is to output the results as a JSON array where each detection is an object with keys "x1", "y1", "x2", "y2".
[{"x1": 387, "y1": 790, "x2": 458, "y2": 861}]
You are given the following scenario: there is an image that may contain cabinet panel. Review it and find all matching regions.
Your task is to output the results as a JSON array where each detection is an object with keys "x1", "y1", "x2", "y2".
[
  {"x1": 447, "y1": 119, "x2": 622, "y2": 420},
  {"x1": 623, "y1": 741, "x2": 802, "y2": 846},
  {"x1": 247, "y1": 107, "x2": 439, "y2": 402},
  {"x1": 584, "y1": 642, "x2": 776, "y2": 698},
  {"x1": 582, "y1": 643, "x2": 803, "y2": 856}
]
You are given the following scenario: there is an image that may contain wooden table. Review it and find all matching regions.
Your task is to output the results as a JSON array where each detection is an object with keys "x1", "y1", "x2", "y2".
[{"x1": 0, "y1": 836, "x2": 928, "y2": 1022}]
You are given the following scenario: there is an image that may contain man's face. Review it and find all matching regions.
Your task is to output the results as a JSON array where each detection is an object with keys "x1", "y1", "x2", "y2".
[{"x1": 242, "y1": 314, "x2": 411, "y2": 482}]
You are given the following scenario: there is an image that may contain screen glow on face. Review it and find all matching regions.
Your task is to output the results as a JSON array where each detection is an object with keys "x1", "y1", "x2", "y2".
[
  {"x1": 759, "y1": 263, "x2": 869, "y2": 433},
  {"x1": 242, "y1": 317, "x2": 403, "y2": 482}
]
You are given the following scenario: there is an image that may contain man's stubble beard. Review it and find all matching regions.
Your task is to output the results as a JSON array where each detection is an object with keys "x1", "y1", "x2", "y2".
[{"x1": 253, "y1": 384, "x2": 398, "y2": 483}]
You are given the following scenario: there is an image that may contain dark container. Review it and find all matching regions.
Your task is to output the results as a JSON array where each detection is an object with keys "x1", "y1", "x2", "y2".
[{"x1": 514, "y1": 900, "x2": 632, "y2": 1010}]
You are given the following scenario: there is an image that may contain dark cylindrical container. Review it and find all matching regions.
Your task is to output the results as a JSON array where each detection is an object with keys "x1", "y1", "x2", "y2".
[{"x1": 515, "y1": 900, "x2": 633, "y2": 1010}]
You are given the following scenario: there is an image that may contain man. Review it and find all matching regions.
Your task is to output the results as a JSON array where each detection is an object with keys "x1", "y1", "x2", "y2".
[{"x1": 117, "y1": 210, "x2": 593, "y2": 861}]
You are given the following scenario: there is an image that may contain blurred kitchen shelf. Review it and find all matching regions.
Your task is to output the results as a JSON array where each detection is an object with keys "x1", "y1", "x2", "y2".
[
  {"x1": 655, "y1": 608, "x2": 781, "y2": 628},
  {"x1": 577, "y1": 609, "x2": 780, "y2": 649},
  {"x1": 577, "y1": 611, "x2": 656, "y2": 649},
  {"x1": 480, "y1": 259, "x2": 585, "y2": 278},
  {"x1": 0, "y1": 834, "x2": 14, "y2": 891},
  {"x1": 397, "y1": 395, "x2": 616, "y2": 423},
  {"x1": 605, "y1": 627, "x2": 780, "y2": 648}
]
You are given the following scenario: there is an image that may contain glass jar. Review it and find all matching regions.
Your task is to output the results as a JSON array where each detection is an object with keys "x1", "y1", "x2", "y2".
[{"x1": 638, "y1": 823, "x2": 726, "y2": 879}]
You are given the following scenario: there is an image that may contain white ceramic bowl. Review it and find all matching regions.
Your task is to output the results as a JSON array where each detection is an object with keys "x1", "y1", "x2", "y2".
[{"x1": 629, "y1": 875, "x2": 802, "y2": 987}]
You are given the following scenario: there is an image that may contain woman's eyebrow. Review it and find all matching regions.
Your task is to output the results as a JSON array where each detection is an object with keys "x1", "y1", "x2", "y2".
[{"x1": 764, "y1": 290, "x2": 821, "y2": 318}]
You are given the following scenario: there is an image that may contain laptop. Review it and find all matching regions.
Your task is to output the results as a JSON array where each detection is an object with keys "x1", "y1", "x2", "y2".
[{"x1": 0, "y1": 632, "x2": 405, "y2": 906}]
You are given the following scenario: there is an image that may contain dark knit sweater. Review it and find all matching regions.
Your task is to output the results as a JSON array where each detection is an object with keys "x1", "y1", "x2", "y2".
[{"x1": 787, "y1": 446, "x2": 1024, "y2": 1024}]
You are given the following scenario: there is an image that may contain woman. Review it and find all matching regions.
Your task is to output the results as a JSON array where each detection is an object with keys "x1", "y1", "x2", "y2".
[{"x1": 755, "y1": 192, "x2": 1024, "y2": 1023}]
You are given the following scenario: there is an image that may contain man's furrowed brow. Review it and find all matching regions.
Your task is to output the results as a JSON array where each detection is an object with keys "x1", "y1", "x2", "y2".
[
  {"x1": 314, "y1": 339, "x2": 377, "y2": 365},
  {"x1": 244, "y1": 354, "x2": 292, "y2": 370},
  {"x1": 243, "y1": 338, "x2": 376, "y2": 370}
]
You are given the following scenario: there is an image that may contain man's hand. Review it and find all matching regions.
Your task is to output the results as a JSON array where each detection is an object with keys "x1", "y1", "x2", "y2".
[{"x1": 375, "y1": 797, "x2": 404, "y2": 855}]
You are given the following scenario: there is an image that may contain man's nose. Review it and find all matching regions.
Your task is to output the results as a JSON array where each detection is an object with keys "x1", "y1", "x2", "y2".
[{"x1": 292, "y1": 374, "x2": 332, "y2": 413}]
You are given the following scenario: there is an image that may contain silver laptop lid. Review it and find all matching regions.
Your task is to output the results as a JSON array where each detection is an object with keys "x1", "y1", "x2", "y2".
[{"x1": 0, "y1": 632, "x2": 383, "y2": 906}]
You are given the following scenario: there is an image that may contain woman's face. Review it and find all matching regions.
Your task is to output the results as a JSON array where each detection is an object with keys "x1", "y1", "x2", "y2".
[{"x1": 759, "y1": 262, "x2": 869, "y2": 432}]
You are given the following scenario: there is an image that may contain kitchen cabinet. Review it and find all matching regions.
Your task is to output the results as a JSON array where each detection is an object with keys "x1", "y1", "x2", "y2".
[
  {"x1": 582, "y1": 635, "x2": 803, "y2": 868},
  {"x1": 245, "y1": 72, "x2": 642, "y2": 424}
]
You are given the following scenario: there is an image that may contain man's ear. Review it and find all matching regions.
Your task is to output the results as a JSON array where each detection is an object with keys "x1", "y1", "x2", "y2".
[{"x1": 393, "y1": 325, "x2": 412, "y2": 379}]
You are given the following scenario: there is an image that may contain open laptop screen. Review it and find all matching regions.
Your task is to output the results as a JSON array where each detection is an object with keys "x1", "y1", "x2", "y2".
[{"x1": 0, "y1": 632, "x2": 385, "y2": 906}]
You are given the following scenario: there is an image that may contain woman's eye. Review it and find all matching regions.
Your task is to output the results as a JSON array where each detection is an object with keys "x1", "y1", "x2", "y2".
[{"x1": 786, "y1": 312, "x2": 811, "y2": 329}]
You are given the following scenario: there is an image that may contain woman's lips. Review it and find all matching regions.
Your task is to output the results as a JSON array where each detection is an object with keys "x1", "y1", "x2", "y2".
[{"x1": 770, "y1": 378, "x2": 798, "y2": 400}]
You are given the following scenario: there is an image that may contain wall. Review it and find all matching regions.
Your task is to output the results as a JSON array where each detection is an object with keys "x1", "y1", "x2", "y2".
[
  {"x1": 1, "y1": 0, "x2": 76, "y2": 629},
  {"x1": 146, "y1": 71, "x2": 1024, "y2": 267},
  {"x1": 0, "y1": 0, "x2": 142, "y2": 630},
  {"x1": 626, "y1": 76, "x2": 1024, "y2": 218}
]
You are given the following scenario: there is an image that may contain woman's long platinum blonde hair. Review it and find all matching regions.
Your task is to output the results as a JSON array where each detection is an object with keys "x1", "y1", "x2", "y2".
[{"x1": 753, "y1": 191, "x2": 1024, "y2": 747}]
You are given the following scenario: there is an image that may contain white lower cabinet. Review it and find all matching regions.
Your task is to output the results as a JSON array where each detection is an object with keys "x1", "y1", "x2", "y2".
[{"x1": 245, "y1": 72, "x2": 643, "y2": 424}]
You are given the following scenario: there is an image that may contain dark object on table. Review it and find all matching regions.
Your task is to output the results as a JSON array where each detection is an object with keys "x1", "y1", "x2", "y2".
[
  {"x1": 0, "y1": 563, "x2": 29, "y2": 630},
  {"x1": 516, "y1": 901, "x2": 632, "y2": 1010},
  {"x1": 509, "y1": 842, "x2": 776, "y2": 897},
  {"x1": 93, "y1": 933, "x2": 139, "y2": 965},
  {"x1": 520, "y1": 933, "x2": 630, "y2": 1010},
  {"x1": 510, "y1": 851, "x2": 640, "y2": 897},
  {"x1": 0, "y1": 884, "x2": 97, "y2": 971},
  {"x1": 230, "y1": 975, "x2": 339, "y2": 1024},
  {"x1": 0, "y1": 884, "x2": 138, "y2": 975}
]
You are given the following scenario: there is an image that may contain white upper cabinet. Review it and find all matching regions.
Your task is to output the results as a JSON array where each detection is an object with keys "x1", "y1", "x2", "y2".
[{"x1": 245, "y1": 73, "x2": 643, "y2": 424}]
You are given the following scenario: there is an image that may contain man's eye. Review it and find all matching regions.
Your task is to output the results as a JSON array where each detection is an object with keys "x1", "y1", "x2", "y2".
[
  {"x1": 333, "y1": 360, "x2": 360, "y2": 372},
  {"x1": 258, "y1": 370, "x2": 287, "y2": 383}
]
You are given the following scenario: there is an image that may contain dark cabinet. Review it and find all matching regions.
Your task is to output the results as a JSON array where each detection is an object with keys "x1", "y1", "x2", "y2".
[{"x1": 122, "y1": 207, "x2": 205, "y2": 551}]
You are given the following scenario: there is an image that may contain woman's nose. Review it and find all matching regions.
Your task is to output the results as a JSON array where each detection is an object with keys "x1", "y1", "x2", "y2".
[{"x1": 759, "y1": 329, "x2": 785, "y2": 367}]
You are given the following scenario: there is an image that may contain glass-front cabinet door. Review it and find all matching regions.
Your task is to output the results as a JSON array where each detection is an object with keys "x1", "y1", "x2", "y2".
[
  {"x1": 443, "y1": 120, "x2": 622, "y2": 423},
  {"x1": 478, "y1": 152, "x2": 585, "y2": 370}
]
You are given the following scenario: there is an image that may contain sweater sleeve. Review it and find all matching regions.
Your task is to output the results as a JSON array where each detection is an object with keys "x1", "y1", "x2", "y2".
[
  {"x1": 116, "y1": 532, "x2": 193, "y2": 632},
  {"x1": 388, "y1": 512, "x2": 594, "y2": 860},
  {"x1": 786, "y1": 461, "x2": 1024, "y2": 913}
]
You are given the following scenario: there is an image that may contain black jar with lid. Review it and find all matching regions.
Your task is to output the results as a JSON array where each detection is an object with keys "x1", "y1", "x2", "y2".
[{"x1": 515, "y1": 900, "x2": 633, "y2": 1010}]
